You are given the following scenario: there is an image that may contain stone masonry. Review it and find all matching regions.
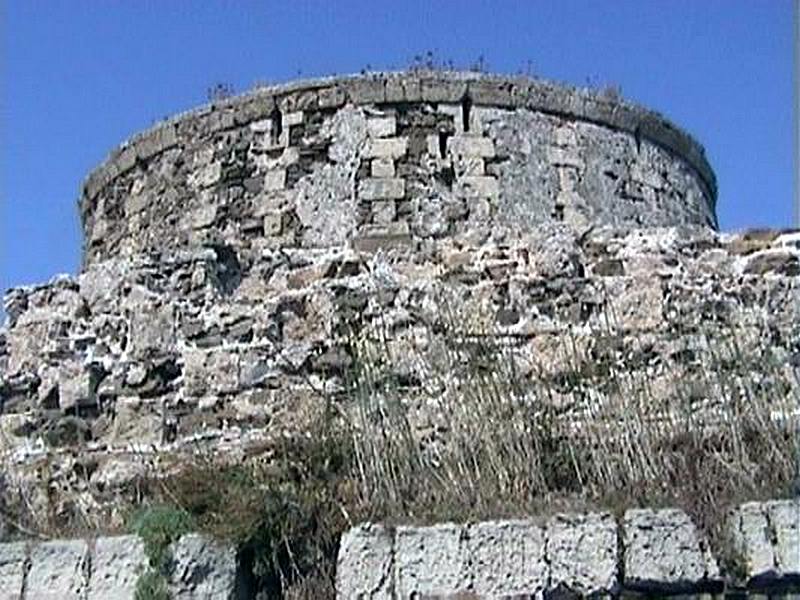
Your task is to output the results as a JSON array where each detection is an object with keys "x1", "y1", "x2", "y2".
[
  {"x1": 336, "y1": 499, "x2": 800, "y2": 598},
  {"x1": 0, "y1": 71, "x2": 798, "y2": 598}
]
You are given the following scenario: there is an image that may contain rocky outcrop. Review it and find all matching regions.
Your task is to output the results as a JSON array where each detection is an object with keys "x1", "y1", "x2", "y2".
[{"x1": 336, "y1": 499, "x2": 800, "y2": 598}]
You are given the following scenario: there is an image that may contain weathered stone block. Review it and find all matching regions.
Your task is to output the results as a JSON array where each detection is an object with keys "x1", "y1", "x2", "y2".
[
  {"x1": 449, "y1": 135, "x2": 495, "y2": 158},
  {"x1": 623, "y1": 508, "x2": 720, "y2": 593},
  {"x1": 466, "y1": 519, "x2": 548, "y2": 597},
  {"x1": 86, "y1": 535, "x2": 148, "y2": 600},
  {"x1": 183, "y1": 348, "x2": 240, "y2": 396},
  {"x1": 169, "y1": 534, "x2": 238, "y2": 600},
  {"x1": 0, "y1": 542, "x2": 26, "y2": 600},
  {"x1": 282, "y1": 110, "x2": 304, "y2": 128},
  {"x1": 358, "y1": 177, "x2": 405, "y2": 200},
  {"x1": 367, "y1": 115, "x2": 396, "y2": 138},
  {"x1": 363, "y1": 137, "x2": 408, "y2": 159},
  {"x1": 729, "y1": 499, "x2": 800, "y2": 584},
  {"x1": 371, "y1": 157, "x2": 395, "y2": 178},
  {"x1": 336, "y1": 523, "x2": 393, "y2": 599},
  {"x1": 264, "y1": 169, "x2": 287, "y2": 192},
  {"x1": 27, "y1": 540, "x2": 89, "y2": 599},
  {"x1": 371, "y1": 200, "x2": 397, "y2": 225},
  {"x1": 547, "y1": 512, "x2": 618, "y2": 595},
  {"x1": 345, "y1": 78, "x2": 386, "y2": 104},
  {"x1": 394, "y1": 524, "x2": 470, "y2": 598},
  {"x1": 455, "y1": 175, "x2": 499, "y2": 198}
]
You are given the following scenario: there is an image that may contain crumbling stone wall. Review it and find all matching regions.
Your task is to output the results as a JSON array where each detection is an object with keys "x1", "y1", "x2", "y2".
[
  {"x1": 1, "y1": 224, "x2": 797, "y2": 530},
  {"x1": 0, "y1": 73, "x2": 798, "y2": 595},
  {"x1": 79, "y1": 72, "x2": 717, "y2": 267}
]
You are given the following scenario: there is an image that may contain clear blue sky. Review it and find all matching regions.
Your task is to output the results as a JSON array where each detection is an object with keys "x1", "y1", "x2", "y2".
[{"x1": 1, "y1": 1, "x2": 796, "y2": 299}]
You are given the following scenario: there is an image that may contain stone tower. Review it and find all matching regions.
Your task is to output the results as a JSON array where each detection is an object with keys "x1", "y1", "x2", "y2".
[{"x1": 1, "y1": 71, "x2": 797, "y2": 538}]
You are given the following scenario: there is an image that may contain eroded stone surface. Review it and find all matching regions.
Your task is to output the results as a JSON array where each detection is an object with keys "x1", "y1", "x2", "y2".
[
  {"x1": 729, "y1": 498, "x2": 800, "y2": 585},
  {"x1": 394, "y1": 523, "x2": 470, "y2": 597},
  {"x1": 623, "y1": 508, "x2": 720, "y2": 592},
  {"x1": 547, "y1": 512, "x2": 618, "y2": 595},
  {"x1": 336, "y1": 523, "x2": 393, "y2": 599},
  {"x1": 169, "y1": 534, "x2": 239, "y2": 600},
  {"x1": 466, "y1": 519, "x2": 547, "y2": 597},
  {"x1": 25, "y1": 539, "x2": 89, "y2": 599},
  {"x1": 85, "y1": 535, "x2": 147, "y2": 600},
  {"x1": 78, "y1": 72, "x2": 716, "y2": 267},
  {"x1": 0, "y1": 542, "x2": 26, "y2": 600}
]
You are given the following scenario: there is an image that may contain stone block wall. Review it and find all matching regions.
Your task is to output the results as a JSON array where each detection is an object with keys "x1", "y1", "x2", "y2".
[
  {"x1": 337, "y1": 499, "x2": 800, "y2": 598},
  {"x1": 0, "y1": 533, "x2": 239, "y2": 599},
  {"x1": 79, "y1": 72, "x2": 717, "y2": 267}
]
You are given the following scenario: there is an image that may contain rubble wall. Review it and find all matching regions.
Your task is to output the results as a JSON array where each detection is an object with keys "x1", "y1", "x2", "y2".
[
  {"x1": 1, "y1": 225, "x2": 798, "y2": 529},
  {"x1": 79, "y1": 72, "x2": 717, "y2": 267}
]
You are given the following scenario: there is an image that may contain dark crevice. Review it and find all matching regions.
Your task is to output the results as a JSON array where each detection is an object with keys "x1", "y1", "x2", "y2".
[
  {"x1": 438, "y1": 131, "x2": 449, "y2": 158},
  {"x1": 270, "y1": 106, "x2": 283, "y2": 145},
  {"x1": 461, "y1": 93, "x2": 472, "y2": 133}
]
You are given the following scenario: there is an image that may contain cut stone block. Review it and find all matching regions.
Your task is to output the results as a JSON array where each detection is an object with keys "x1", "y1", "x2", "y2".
[
  {"x1": 264, "y1": 169, "x2": 287, "y2": 192},
  {"x1": 729, "y1": 499, "x2": 800, "y2": 585},
  {"x1": 26, "y1": 540, "x2": 89, "y2": 599},
  {"x1": 394, "y1": 523, "x2": 470, "y2": 598},
  {"x1": 547, "y1": 512, "x2": 618, "y2": 596},
  {"x1": 363, "y1": 137, "x2": 408, "y2": 159},
  {"x1": 449, "y1": 135, "x2": 495, "y2": 158},
  {"x1": 367, "y1": 116, "x2": 396, "y2": 138},
  {"x1": 0, "y1": 542, "x2": 27, "y2": 600},
  {"x1": 169, "y1": 534, "x2": 238, "y2": 600},
  {"x1": 623, "y1": 508, "x2": 720, "y2": 593},
  {"x1": 371, "y1": 157, "x2": 395, "y2": 178},
  {"x1": 336, "y1": 523, "x2": 393, "y2": 599},
  {"x1": 455, "y1": 175, "x2": 499, "y2": 198},
  {"x1": 86, "y1": 535, "x2": 148, "y2": 600},
  {"x1": 466, "y1": 519, "x2": 548, "y2": 597},
  {"x1": 358, "y1": 177, "x2": 405, "y2": 200}
]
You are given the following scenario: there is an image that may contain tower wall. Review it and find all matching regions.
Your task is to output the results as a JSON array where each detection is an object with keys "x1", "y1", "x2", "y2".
[{"x1": 79, "y1": 72, "x2": 717, "y2": 267}]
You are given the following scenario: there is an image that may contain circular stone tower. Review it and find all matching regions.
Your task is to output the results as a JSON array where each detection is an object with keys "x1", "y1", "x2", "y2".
[{"x1": 79, "y1": 71, "x2": 716, "y2": 266}]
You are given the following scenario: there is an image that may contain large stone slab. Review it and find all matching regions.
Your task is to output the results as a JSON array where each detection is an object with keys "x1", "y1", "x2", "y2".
[
  {"x1": 86, "y1": 535, "x2": 148, "y2": 600},
  {"x1": 546, "y1": 512, "x2": 619, "y2": 595},
  {"x1": 336, "y1": 523, "x2": 393, "y2": 598},
  {"x1": 169, "y1": 533, "x2": 238, "y2": 599},
  {"x1": 623, "y1": 508, "x2": 720, "y2": 593},
  {"x1": 26, "y1": 540, "x2": 89, "y2": 599},
  {"x1": 0, "y1": 542, "x2": 26, "y2": 600},
  {"x1": 729, "y1": 498, "x2": 800, "y2": 586},
  {"x1": 394, "y1": 523, "x2": 470, "y2": 597},
  {"x1": 466, "y1": 519, "x2": 547, "y2": 597}
]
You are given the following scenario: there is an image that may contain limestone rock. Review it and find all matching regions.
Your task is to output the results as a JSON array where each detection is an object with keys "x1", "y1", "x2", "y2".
[
  {"x1": 336, "y1": 523, "x2": 393, "y2": 598},
  {"x1": 546, "y1": 512, "x2": 618, "y2": 595},
  {"x1": 168, "y1": 533, "x2": 239, "y2": 599},
  {"x1": 623, "y1": 508, "x2": 720, "y2": 593},
  {"x1": 729, "y1": 498, "x2": 800, "y2": 585},
  {"x1": 85, "y1": 535, "x2": 148, "y2": 600},
  {"x1": 26, "y1": 539, "x2": 89, "y2": 599},
  {"x1": 0, "y1": 542, "x2": 26, "y2": 600},
  {"x1": 394, "y1": 523, "x2": 470, "y2": 598},
  {"x1": 466, "y1": 519, "x2": 547, "y2": 597}
]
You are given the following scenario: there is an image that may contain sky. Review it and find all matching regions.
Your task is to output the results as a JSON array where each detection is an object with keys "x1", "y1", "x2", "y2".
[{"x1": 1, "y1": 1, "x2": 796, "y2": 301}]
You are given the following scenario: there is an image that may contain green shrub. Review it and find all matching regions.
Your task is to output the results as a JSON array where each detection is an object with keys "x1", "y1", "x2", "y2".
[{"x1": 129, "y1": 505, "x2": 195, "y2": 600}]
